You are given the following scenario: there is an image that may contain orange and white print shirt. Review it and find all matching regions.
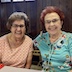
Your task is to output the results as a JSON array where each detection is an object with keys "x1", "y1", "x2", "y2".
[{"x1": 0, "y1": 34, "x2": 33, "y2": 68}]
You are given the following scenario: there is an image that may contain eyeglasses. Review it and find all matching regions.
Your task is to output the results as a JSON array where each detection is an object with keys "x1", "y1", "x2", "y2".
[
  {"x1": 12, "y1": 24, "x2": 25, "y2": 28},
  {"x1": 45, "y1": 19, "x2": 60, "y2": 24}
]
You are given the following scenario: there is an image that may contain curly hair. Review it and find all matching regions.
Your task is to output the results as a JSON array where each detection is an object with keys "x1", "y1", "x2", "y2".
[{"x1": 6, "y1": 12, "x2": 29, "y2": 32}]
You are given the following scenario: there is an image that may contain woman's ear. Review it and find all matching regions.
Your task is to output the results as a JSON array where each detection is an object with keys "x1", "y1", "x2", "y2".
[{"x1": 61, "y1": 21, "x2": 63, "y2": 25}]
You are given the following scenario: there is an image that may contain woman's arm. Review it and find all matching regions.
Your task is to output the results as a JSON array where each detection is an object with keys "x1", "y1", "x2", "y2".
[{"x1": 25, "y1": 52, "x2": 33, "y2": 69}]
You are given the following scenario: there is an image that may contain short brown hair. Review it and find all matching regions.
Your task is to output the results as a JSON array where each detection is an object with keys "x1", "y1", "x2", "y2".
[
  {"x1": 40, "y1": 6, "x2": 65, "y2": 25},
  {"x1": 6, "y1": 12, "x2": 29, "y2": 32}
]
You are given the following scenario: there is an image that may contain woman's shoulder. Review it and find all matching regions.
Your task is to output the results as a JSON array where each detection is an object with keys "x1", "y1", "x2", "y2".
[
  {"x1": 0, "y1": 34, "x2": 8, "y2": 47},
  {"x1": 25, "y1": 35, "x2": 32, "y2": 42},
  {"x1": 0, "y1": 34, "x2": 8, "y2": 41},
  {"x1": 62, "y1": 31, "x2": 72, "y2": 41},
  {"x1": 62, "y1": 31, "x2": 72, "y2": 37},
  {"x1": 33, "y1": 32, "x2": 49, "y2": 45},
  {"x1": 34, "y1": 32, "x2": 49, "y2": 40}
]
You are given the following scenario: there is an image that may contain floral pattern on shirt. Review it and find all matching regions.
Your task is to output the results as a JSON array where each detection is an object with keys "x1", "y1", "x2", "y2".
[{"x1": 34, "y1": 31, "x2": 72, "y2": 72}]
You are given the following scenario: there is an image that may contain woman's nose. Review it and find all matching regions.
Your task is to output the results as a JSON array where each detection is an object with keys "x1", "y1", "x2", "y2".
[
  {"x1": 50, "y1": 22, "x2": 55, "y2": 26},
  {"x1": 16, "y1": 26, "x2": 21, "y2": 30}
]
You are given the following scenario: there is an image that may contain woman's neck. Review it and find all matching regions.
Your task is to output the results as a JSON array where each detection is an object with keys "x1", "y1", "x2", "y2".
[
  {"x1": 10, "y1": 33, "x2": 25, "y2": 43},
  {"x1": 7, "y1": 33, "x2": 25, "y2": 48},
  {"x1": 49, "y1": 31, "x2": 62, "y2": 43}
]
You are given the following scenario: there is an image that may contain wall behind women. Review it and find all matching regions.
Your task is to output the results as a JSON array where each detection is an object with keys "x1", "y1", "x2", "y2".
[{"x1": 0, "y1": 0, "x2": 72, "y2": 38}]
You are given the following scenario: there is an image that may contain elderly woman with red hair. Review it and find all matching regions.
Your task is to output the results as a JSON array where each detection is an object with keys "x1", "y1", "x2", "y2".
[{"x1": 34, "y1": 6, "x2": 72, "y2": 72}]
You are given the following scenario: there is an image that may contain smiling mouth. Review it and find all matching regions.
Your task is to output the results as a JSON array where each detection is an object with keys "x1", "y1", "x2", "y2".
[
  {"x1": 15, "y1": 32, "x2": 22, "y2": 34},
  {"x1": 49, "y1": 27, "x2": 57, "y2": 31}
]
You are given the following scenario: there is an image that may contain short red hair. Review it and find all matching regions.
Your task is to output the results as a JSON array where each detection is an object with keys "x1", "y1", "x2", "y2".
[{"x1": 40, "y1": 6, "x2": 65, "y2": 25}]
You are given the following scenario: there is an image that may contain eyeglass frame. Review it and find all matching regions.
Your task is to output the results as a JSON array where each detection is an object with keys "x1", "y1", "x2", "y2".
[
  {"x1": 44, "y1": 18, "x2": 60, "y2": 24},
  {"x1": 11, "y1": 24, "x2": 25, "y2": 28}
]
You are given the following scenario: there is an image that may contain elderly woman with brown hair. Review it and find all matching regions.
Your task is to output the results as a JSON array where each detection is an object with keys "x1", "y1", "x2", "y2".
[
  {"x1": 0, "y1": 12, "x2": 33, "y2": 69},
  {"x1": 34, "y1": 6, "x2": 72, "y2": 72}
]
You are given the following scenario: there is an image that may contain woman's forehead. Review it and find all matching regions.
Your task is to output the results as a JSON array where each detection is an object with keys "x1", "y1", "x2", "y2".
[
  {"x1": 13, "y1": 20, "x2": 25, "y2": 24},
  {"x1": 44, "y1": 12, "x2": 60, "y2": 20}
]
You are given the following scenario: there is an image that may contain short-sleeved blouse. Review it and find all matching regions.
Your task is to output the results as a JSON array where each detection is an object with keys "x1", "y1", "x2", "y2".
[
  {"x1": 0, "y1": 34, "x2": 33, "y2": 68},
  {"x1": 34, "y1": 31, "x2": 72, "y2": 72}
]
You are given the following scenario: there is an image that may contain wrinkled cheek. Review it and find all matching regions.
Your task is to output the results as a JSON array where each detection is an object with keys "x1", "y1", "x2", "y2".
[
  {"x1": 45, "y1": 26, "x2": 49, "y2": 32},
  {"x1": 45, "y1": 24, "x2": 47, "y2": 29}
]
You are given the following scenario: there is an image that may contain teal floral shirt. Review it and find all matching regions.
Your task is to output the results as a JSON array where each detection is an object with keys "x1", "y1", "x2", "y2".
[{"x1": 34, "y1": 31, "x2": 72, "y2": 72}]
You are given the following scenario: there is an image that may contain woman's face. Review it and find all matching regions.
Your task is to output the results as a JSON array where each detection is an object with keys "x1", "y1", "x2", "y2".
[
  {"x1": 10, "y1": 19, "x2": 26, "y2": 39},
  {"x1": 44, "y1": 12, "x2": 63, "y2": 36}
]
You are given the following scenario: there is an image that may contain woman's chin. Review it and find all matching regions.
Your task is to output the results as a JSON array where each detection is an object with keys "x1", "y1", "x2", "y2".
[
  {"x1": 15, "y1": 35, "x2": 22, "y2": 39},
  {"x1": 49, "y1": 32, "x2": 57, "y2": 35}
]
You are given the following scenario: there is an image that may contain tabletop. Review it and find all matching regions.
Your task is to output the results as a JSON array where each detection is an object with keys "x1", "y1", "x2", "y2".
[{"x1": 0, "y1": 66, "x2": 42, "y2": 72}]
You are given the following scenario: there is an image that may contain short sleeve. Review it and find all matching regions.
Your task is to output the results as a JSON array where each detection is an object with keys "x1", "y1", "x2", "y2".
[
  {"x1": 0, "y1": 35, "x2": 7, "y2": 63},
  {"x1": 0, "y1": 43, "x2": 2, "y2": 63},
  {"x1": 69, "y1": 37, "x2": 72, "y2": 56},
  {"x1": 68, "y1": 35, "x2": 72, "y2": 63},
  {"x1": 0, "y1": 39, "x2": 4, "y2": 63},
  {"x1": 29, "y1": 41, "x2": 33, "y2": 53}
]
